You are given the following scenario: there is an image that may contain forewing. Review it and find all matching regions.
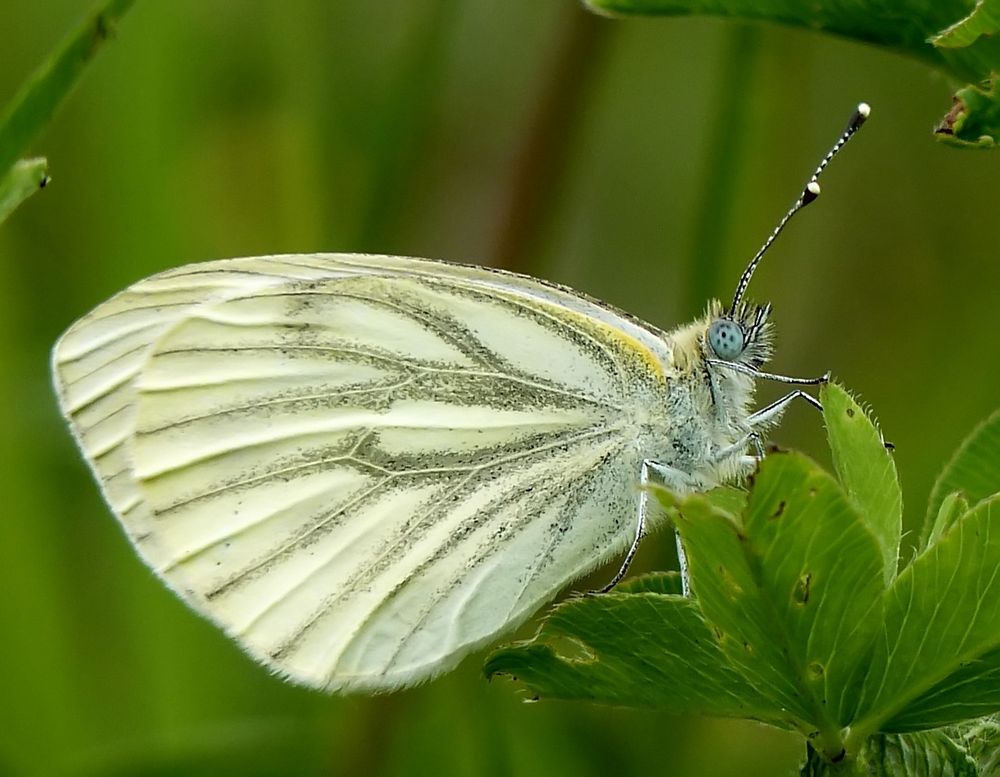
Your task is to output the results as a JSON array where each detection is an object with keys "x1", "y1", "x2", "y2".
[
  {"x1": 53, "y1": 254, "x2": 666, "y2": 690},
  {"x1": 52, "y1": 256, "x2": 368, "y2": 528}
]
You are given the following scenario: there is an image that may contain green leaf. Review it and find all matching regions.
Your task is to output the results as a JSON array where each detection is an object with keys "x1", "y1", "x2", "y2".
[
  {"x1": 581, "y1": 0, "x2": 984, "y2": 75},
  {"x1": 931, "y1": 0, "x2": 1000, "y2": 49},
  {"x1": 951, "y1": 715, "x2": 1000, "y2": 774},
  {"x1": 615, "y1": 570, "x2": 685, "y2": 595},
  {"x1": 671, "y1": 497, "x2": 814, "y2": 720},
  {"x1": 0, "y1": 158, "x2": 48, "y2": 225},
  {"x1": 581, "y1": 0, "x2": 1000, "y2": 149},
  {"x1": 676, "y1": 454, "x2": 884, "y2": 756},
  {"x1": 859, "y1": 731, "x2": 979, "y2": 777},
  {"x1": 702, "y1": 484, "x2": 748, "y2": 516},
  {"x1": 851, "y1": 495, "x2": 1000, "y2": 735},
  {"x1": 486, "y1": 400, "x2": 1000, "y2": 757},
  {"x1": 802, "y1": 731, "x2": 978, "y2": 777},
  {"x1": 925, "y1": 491, "x2": 970, "y2": 550},
  {"x1": 923, "y1": 407, "x2": 1000, "y2": 547},
  {"x1": 822, "y1": 383, "x2": 901, "y2": 584},
  {"x1": 0, "y1": 0, "x2": 136, "y2": 181},
  {"x1": 934, "y1": 77, "x2": 1000, "y2": 149},
  {"x1": 889, "y1": 645, "x2": 1000, "y2": 732},
  {"x1": 484, "y1": 573, "x2": 788, "y2": 723}
]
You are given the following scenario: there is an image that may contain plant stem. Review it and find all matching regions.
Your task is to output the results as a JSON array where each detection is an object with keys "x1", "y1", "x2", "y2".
[{"x1": 0, "y1": 0, "x2": 136, "y2": 180}]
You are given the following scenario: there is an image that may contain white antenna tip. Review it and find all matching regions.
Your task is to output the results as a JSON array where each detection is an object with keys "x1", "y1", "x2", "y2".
[
  {"x1": 806, "y1": 181, "x2": 821, "y2": 196},
  {"x1": 858, "y1": 102, "x2": 871, "y2": 118}
]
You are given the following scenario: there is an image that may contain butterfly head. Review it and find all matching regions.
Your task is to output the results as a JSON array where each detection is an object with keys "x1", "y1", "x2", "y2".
[{"x1": 704, "y1": 300, "x2": 773, "y2": 369}]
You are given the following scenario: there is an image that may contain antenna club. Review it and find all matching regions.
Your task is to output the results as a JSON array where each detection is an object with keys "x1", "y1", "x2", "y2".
[{"x1": 849, "y1": 103, "x2": 871, "y2": 132}]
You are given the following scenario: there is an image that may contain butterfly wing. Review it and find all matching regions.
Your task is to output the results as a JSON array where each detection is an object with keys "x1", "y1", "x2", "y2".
[{"x1": 52, "y1": 254, "x2": 672, "y2": 691}]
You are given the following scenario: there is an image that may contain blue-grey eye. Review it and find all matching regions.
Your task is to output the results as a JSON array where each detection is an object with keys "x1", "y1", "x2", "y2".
[{"x1": 708, "y1": 319, "x2": 745, "y2": 360}]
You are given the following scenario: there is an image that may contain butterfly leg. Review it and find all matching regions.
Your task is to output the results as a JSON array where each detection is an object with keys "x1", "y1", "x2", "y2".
[
  {"x1": 711, "y1": 389, "x2": 825, "y2": 467},
  {"x1": 708, "y1": 360, "x2": 830, "y2": 387},
  {"x1": 595, "y1": 459, "x2": 695, "y2": 595},
  {"x1": 674, "y1": 528, "x2": 691, "y2": 597},
  {"x1": 712, "y1": 431, "x2": 765, "y2": 464},
  {"x1": 747, "y1": 389, "x2": 822, "y2": 428}
]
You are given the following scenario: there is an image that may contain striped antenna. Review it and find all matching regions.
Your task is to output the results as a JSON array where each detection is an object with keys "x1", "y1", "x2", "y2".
[{"x1": 728, "y1": 102, "x2": 871, "y2": 316}]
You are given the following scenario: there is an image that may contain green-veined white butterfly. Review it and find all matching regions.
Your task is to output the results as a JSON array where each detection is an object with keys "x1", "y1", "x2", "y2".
[{"x1": 52, "y1": 103, "x2": 869, "y2": 692}]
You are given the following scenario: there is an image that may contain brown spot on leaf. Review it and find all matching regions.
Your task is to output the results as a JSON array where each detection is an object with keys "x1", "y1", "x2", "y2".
[
  {"x1": 794, "y1": 573, "x2": 812, "y2": 604},
  {"x1": 935, "y1": 97, "x2": 964, "y2": 136}
]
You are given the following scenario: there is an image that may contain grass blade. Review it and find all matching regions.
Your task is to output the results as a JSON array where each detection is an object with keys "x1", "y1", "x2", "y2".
[{"x1": 0, "y1": 0, "x2": 136, "y2": 180}]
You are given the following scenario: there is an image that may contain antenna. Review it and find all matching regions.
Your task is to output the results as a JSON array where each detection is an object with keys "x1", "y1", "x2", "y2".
[{"x1": 728, "y1": 102, "x2": 870, "y2": 316}]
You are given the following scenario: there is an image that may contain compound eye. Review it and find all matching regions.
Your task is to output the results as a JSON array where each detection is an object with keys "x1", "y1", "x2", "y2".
[{"x1": 708, "y1": 319, "x2": 745, "y2": 360}]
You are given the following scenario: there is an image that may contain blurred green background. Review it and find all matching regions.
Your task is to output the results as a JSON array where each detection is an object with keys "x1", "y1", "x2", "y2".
[{"x1": 2, "y1": 2, "x2": 999, "y2": 775}]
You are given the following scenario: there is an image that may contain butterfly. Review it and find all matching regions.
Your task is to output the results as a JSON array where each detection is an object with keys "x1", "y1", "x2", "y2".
[{"x1": 51, "y1": 103, "x2": 869, "y2": 692}]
